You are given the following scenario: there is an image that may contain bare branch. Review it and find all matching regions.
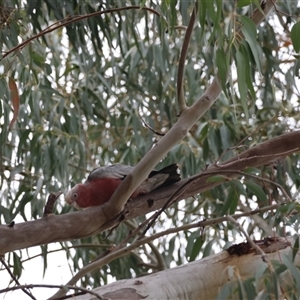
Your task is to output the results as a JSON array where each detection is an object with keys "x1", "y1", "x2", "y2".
[
  {"x1": 0, "y1": 256, "x2": 36, "y2": 300},
  {"x1": 176, "y1": 2, "x2": 198, "y2": 112},
  {"x1": 138, "y1": 113, "x2": 164, "y2": 136},
  {"x1": 0, "y1": 284, "x2": 107, "y2": 300}
]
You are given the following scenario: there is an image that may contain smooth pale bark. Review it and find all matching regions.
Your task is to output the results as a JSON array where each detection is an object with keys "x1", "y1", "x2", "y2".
[
  {"x1": 61, "y1": 237, "x2": 294, "y2": 300},
  {"x1": 1, "y1": 130, "x2": 300, "y2": 254}
]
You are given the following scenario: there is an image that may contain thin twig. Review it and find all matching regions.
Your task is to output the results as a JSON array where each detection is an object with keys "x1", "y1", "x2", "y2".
[
  {"x1": 1, "y1": 6, "x2": 161, "y2": 60},
  {"x1": 272, "y1": 0, "x2": 298, "y2": 19},
  {"x1": 217, "y1": 170, "x2": 292, "y2": 203},
  {"x1": 5, "y1": 244, "x2": 111, "y2": 266},
  {"x1": 138, "y1": 113, "x2": 165, "y2": 136},
  {"x1": 0, "y1": 284, "x2": 107, "y2": 300},
  {"x1": 141, "y1": 153, "x2": 292, "y2": 236},
  {"x1": 199, "y1": 203, "x2": 284, "y2": 228},
  {"x1": 0, "y1": 256, "x2": 36, "y2": 300}
]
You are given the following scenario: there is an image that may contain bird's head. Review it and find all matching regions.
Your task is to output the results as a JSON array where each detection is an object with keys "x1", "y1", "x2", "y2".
[
  {"x1": 65, "y1": 184, "x2": 80, "y2": 208},
  {"x1": 65, "y1": 183, "x2": 97, "y2": 208}
]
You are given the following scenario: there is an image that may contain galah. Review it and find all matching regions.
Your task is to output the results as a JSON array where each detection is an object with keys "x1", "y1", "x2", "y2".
[{"x1": 65, "y1": 163, "x2": 180, "y2": 208}]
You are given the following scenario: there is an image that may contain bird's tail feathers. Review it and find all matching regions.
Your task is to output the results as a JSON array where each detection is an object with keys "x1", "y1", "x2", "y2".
[{"x1": 150, "y1": 164, "x2": 181, "y2": 189}]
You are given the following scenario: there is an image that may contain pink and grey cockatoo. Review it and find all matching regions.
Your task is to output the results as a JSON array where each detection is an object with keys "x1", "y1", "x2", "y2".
[{"x1": 65, "y1": 164, "x2": 180, "y2": 208}]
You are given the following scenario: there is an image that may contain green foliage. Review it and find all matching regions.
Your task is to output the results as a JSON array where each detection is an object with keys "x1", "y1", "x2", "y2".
[
  {"x1": 0, "y1": 0, "x2": 300, "y2": 297},
  {"x1": 217, "y1": 251, "x2": 300, "y2": 300},
  {"x1": 291, "y1": 22, "x2": 300, "y2": 53}
]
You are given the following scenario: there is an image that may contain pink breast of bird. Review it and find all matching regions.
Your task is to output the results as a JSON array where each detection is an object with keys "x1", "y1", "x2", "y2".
[{"x1": 70, "y1": 177, "x2": 141, "y2": 208}]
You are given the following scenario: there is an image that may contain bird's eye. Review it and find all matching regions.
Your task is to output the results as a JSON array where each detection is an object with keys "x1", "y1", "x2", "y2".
[{"x1": 72, "y1": 193, "x2": 78, "y2": 200}]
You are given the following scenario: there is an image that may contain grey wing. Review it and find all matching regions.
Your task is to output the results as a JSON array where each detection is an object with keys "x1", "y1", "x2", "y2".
[{"x1": 87, "y1": 164, "x2": 134, "y2": 180}]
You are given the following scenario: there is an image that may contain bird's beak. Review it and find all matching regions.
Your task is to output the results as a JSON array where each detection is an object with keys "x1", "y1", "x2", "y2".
[
  {"x1": 65, "y1": 186, "x2": 79, "y2": 209},
  {"x1": 65, "y1": 189, "x2": 73, "y2": 205}
]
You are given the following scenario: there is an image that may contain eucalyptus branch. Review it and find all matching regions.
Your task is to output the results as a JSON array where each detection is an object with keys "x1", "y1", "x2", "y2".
[
  {"x1": 50, "y1": 220, "x2": 203, "y2": 299},
  {"x1": 1, "y1": 6, "x2": 161, "y2": 60},
  {"x1": 1, "y1": 129, "x2": 298, "y2": 255},
  {"x1": 105, "y1": 0, "x2": 277, "y2": 220},
  {"x1": 51, "y1": 201, "x2": 285, "y2": 299},
  {"x1": 142, "y1": 147, "x2": 292, "y2": 235},
  {"x1": 215, "y1": 164, "x2": 291, "y2": 195},
  {"x1": 0, "y1": 3, "x2": 281, "y2": 256},
  {"x1": 177, "y1": 1, "x2": 198, "y2": 112},
  {"x1": 198, "y1": 203, "x2": 284, "y2": 228},
  {"x1": 209, "y1": 169, "x2": 292, "y2": 203}
]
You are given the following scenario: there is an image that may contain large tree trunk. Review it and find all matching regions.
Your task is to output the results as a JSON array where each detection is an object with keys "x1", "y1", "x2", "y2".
[{"x1": 58, "y1": 237, "x2": 294, "y2": 300}]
